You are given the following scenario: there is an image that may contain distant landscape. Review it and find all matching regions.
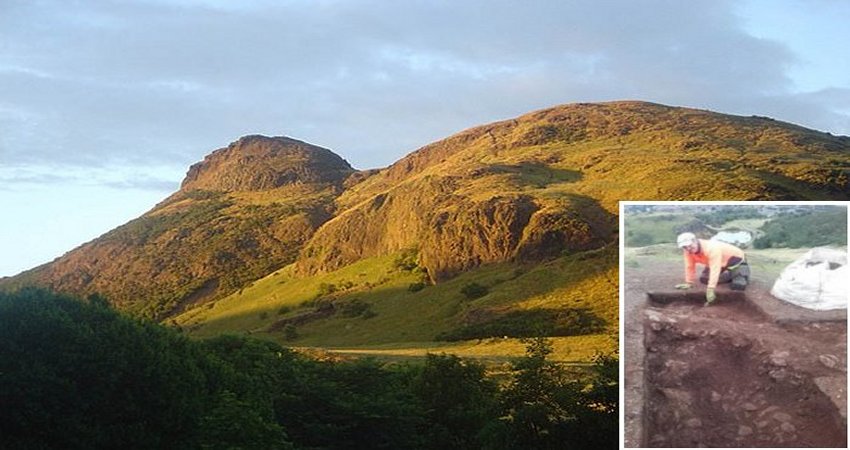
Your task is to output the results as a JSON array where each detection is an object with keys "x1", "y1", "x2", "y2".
[
  {"x1": 624, "y1": 204, "x2": 847, "y2": 281},
  {"x1": 2, "y1": 101, "x2": 849, "y2": 448},
  {"x1": 624, "y1": 205, "x2": 847, "y2": 250}
]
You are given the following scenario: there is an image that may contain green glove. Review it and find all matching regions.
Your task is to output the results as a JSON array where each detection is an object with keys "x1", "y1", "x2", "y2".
[
  {"x1": 705, "y1": 288, "x2": 716, "y2": 306},
  {"x1": 675, "y1": 283, "x2": 692, "y2": 290}
]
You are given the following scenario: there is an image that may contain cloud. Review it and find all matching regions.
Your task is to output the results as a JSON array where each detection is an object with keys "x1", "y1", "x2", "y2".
[
  {"x1": 0, "y1": 164, "x2": 180, "y2": 192},
  {"x1": 1, "y1": 0, "x2": 847, "y2": 177}
]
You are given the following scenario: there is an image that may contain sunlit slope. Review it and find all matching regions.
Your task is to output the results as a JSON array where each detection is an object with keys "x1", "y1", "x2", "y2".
[
  {"x1": 297, "y1": 101, "x2": 848, "y2": 282},
  {"x1": 339, "y1": 101, "x2": 849, "y2": 209},
  {"x1": 175, "y1": 244, "x2": 617, "y2": 356}
]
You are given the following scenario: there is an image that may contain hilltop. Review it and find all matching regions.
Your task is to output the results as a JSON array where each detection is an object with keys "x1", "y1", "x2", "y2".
[
  {"x1": 5, "y1": 136, "x2": 355, "y2": 318},
  {"x1": 3, "y1": 101, "x2": 848, "y2": 354}
]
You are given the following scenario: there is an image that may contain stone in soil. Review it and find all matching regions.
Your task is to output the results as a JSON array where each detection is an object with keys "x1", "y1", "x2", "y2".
[{"x1": 819, "y1": 354, "x2": 839, "y2": 369}]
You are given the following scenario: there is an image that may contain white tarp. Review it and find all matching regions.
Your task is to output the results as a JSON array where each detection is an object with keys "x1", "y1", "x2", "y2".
[
  {"x1": 770, "y1": 247, "x2": 848, "y2": 310},
  {"x1": 711, "y1": 230, "x2": 753, "y2": 248}
]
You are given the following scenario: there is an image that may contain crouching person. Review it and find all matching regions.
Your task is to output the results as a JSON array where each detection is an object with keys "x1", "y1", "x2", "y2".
[{"x1": 674, "y1": 232, "x2": 750, "y2": 306}]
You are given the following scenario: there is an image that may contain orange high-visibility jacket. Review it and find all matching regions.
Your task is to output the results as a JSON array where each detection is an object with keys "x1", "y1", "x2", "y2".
[{"x1": 683, "y1": 239, "x2": 745, "y2": 289}]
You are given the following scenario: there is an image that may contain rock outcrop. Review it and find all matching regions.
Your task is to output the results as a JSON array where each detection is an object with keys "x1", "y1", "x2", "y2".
[{"x1": 181, "y1": 135, "x2": 354, "y2": 192}]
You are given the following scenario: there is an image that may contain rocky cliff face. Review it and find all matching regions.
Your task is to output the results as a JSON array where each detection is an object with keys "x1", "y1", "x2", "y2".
[
  {"x1": 418, "y1": 194, "x2": 540, "y2": 281},
  {"x1": 293, "y1": 101, "x2": 848, "y2": 280},
  {"x1": 181, "y1": 135, "x2": 354, "y2": 192},
  {"x1": 297, "y1": 178, "x2": 615, "y2": 282}
]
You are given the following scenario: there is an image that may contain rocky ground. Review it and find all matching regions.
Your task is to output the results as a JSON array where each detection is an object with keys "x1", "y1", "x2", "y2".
[{"x1": 624, "y1": 258, "x2": 847, "y2": 448}]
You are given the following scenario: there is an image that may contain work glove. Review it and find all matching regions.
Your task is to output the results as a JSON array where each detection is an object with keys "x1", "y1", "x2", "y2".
[
  {"x1": 674, "y1": 283, "x2": 692, "y2": 290},
  {"x1": 705, "y1": 288, "x2": 716, "y2": 306}
]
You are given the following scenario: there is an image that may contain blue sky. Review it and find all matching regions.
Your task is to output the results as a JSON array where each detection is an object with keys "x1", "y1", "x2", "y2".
[{"x1": 1, "y1": 0, "x2": 849, "y2": 277}]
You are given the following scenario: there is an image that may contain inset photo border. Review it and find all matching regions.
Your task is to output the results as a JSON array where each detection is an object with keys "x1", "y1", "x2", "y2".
[{"x1": 619, "y1": 201, "x2": 849, "y2": 448}]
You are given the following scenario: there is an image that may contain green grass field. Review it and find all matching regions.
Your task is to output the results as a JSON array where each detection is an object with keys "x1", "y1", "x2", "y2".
[
  {"x1": 175, "y1": 245, "x2": 619, "y2": 363},
  {"x1": 302, "y1": 334, "x2": 615, "y2": 365}
]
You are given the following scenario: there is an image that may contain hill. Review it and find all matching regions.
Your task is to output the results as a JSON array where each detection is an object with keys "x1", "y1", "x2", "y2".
[
  {"x1": 3, "y1": 101, "x2": 849, "y2": 353},
  {"x1": 4, "y1": 136, "x2": 355, "y2": 318}
]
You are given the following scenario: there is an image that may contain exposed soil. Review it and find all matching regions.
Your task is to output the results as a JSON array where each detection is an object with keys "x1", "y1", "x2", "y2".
[
  {"x1": 624, "y1": 259, "x2": 847, "y2": 448},
  {"x1": 645, "y1": 299, "x2": 845, "y2": 447}
]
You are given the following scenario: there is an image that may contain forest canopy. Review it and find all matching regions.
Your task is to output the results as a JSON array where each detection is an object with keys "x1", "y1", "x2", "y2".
[{"x1": 0, "y1": 288, "x2": 617, "y2": 449}]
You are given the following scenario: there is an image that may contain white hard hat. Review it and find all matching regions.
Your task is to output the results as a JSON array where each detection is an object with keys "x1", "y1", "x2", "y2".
[{"x1": 677, "y1": 232, "x2": 697, "y2": 248}]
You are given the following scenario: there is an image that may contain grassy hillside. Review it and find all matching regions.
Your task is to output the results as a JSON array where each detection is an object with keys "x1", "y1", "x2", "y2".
[
  {"x1": 297, "y1": 101, "x2": 848, "y2": 282},
  {"x1": 4, "y1": 138, "x2": 351, "y2": 319},
  {"x1": 176, "y1": 244, "x2": 618, "y2": 362},
  {"x1": 754, "y1": 207, "x2": 848, "y2": 248},
  {"x1": 339, "y1": 101, "x2": 850, "y2": 214}
]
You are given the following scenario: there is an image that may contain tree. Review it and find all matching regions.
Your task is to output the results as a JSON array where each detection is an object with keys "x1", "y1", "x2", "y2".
[
  {"x1": 412, "y1": 353, "x2": 499, "y2": 449},
  {"x1": 487, "y1": 337, "x2": 618, "y2": 450},
  {"x1": 198, "y1": 390, "x2": 292, "y2": 449},
  {"x1": 572, "y1": 349, "x2": 619, "y2": 448},
  {"x1": 0, "y1": 288, "x2": 209, "y2": 448},
  {"x1": 271, "y1": 358, "x2": 425, "y2": 449}
]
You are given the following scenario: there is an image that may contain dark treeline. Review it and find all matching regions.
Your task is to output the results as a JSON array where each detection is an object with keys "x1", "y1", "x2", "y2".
[
  {"x1": 753, "y1": 208, "x2": 848, "y2": 249},
  {"x1": 0, "y1": 288, "x2": 617, "y2": 449}
]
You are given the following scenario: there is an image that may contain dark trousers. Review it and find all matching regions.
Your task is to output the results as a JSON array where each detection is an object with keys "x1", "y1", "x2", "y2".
[{"x1": 699, "y1": 257, "x2": 749, "y2": 291}]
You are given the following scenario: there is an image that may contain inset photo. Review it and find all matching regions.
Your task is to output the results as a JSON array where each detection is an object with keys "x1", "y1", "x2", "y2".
[{"x1": 621, "y1": 202, "x2": 848, "y2": 448}]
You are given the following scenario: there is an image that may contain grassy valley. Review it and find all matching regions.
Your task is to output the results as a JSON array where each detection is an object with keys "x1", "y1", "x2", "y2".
[{"x1": 177, "y1": 244, "x2": 618, "y2": 362}]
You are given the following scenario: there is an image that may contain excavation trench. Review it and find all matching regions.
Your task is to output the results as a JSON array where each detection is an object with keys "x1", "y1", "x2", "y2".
[{"x1": 643, "y1": 292, "x2": 847, "y2": 448}]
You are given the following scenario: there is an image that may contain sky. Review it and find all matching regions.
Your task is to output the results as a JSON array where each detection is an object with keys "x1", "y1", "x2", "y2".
[{"x1": 1, "y1": 0, "x2": 849, "y2": 277}]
